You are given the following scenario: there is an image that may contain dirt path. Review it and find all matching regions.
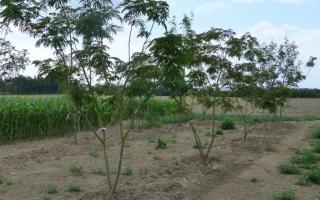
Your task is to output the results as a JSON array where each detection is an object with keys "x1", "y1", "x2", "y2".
[{"x1": 203, "y1": 121, "x2": 320, "y2": 200}]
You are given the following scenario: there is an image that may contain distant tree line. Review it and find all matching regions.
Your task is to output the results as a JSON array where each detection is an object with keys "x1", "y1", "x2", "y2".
[
  {"x1": 220, "y1": 89, "x2": 320, "y2": 98},
  {"x1": 1, "y1": 76, "x2": 320, "y2": 98},
  {"x1": 0, "y1": 76, "x2": 60, "y2": 94},
  {"x1": 289, "y1": 88, "x2": 320, "y2": 98}
]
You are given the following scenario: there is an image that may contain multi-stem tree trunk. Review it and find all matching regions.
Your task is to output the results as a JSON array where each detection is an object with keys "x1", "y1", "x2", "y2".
[
  {"x1": 205, "y1": 97, "x2": 216, "y2": 161},
  {"x1": 109, "y1": 121, "x2": 129, "y2": 200},
  {"x1": 189, "y1": 96, "x2": 217, "y2": 163}
]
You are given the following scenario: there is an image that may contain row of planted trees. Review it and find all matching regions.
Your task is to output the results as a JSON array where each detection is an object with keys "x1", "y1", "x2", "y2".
[{"x1": 0, "y1": 0, "x2": 317, "y2": 199}]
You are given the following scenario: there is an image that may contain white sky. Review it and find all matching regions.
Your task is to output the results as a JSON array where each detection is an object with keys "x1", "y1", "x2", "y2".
[{"x1": 4, "y1": 0, "x2": 320, "y2": 88}]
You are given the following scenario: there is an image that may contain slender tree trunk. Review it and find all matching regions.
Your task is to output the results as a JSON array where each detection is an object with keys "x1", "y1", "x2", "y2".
[
  {"x1": 242, "y1": 121, "x2": 248, "y2": 143},
  {"x1": 102, "y1": 132, "x2": 112, "y2": 190},
  {"x1": 128, "y1": 24, "x2": 133, "y2": 62},
  {"x1": 142, "y1": 22, "x2": 155, "y2": 52},
  {"x1": 189, "y1": 121, "x2": 205, "y2": 160},
  {"x1": 279, "y1": 106, "x2": 283, "y2": 123},
  {"x1": 109, "y1": 131, "x2": 126, "y2": 200},
  {"x1": 204, "y1": 97, "x2": 216, "y2": 161},
  {"x1": 74, "y1": 112, "x2": 79, "y2": 145}
]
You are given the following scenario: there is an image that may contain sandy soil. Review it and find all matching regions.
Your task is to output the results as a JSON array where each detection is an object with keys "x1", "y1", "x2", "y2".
[{"x1": 0, "y1": 120, "x2": 319, "y2": 200}]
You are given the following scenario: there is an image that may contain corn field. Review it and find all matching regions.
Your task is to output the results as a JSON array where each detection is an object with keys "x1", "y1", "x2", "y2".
[
  {"x1": 0, "y1": 95, "x2": 75, "y2": 144},
  {"x1": 0, "y1": 95, "x2": 179, "y2": 144}
]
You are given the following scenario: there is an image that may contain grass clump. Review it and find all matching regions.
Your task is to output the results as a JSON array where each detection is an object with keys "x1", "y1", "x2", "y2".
[
  {"x1": 297, "y1": 173, "x2": 312, "y2": 186},
  {"x1": 89, "y1": 147, "x2": 99, "y2": 158},
  {"x1": 193, "y1": 141, "x2": 208, "y2": 149},
  {"x1": 155, "y1": 138, "x2": 167, "y2": 150},
  {"x1": 279, "y1": 163, "x2": 300, "y2": 175},
  {"x1": 290, "y1": 150, "x2": 318, "y2": 167},
  {"x1": 0, "y1": 174, "x2": 12, "y2": 187},
  {"x1": 301, "y1": 166, "x2": 320, "y2": 185},
  {"x1": 272, "y1": 189, "x2": 295, "y2": 200},
  {"x1": 216, "y1": 129, "x2": 224, "y2": 135},
  {"x1": 68, "y1": 182, "x2": 81, "y2": 192},
  {"x1": 122, "y1": 166, "x2": 133, "y2": 176},
  {"x1": 47, "y1": 183, "x2": 57, "y2": 194},
  {"x1": 43, "y1": 195, "x2": 51, "y2": 200},
  {"x1": 170, "y1": 133, "x2": 177, "y2": 143},
  {"x1": 70, "y1": 164, "x2": 83, "y2": 176},
  {"x1": 220, "y1": 119, "x2": 235, "y2": 130},
  {"x1": 170, "y1": 138, "x2": 177, "y2": 144},
  {"x1": 205, "y1": 132, "x2": 212, "y2": 137},
  {"x1": 153, "y1": 154, "x2": 161, "y2": 160}
]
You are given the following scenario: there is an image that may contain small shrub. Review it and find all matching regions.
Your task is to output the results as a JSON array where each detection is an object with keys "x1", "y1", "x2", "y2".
[
  {"x1": 304, "y1": 166, "x2": 320, "y2": 184},
  {"x1": 297, "y1": 174, "x2": 311, "y2": 186},
  {"x1": 311, "y1": 127, "x2": 320, "y2": 139},
  {"x1": 68, "y1": 182, "x2": 81, "y2": 192},
  {"x1": 153, "y1": 154, "x2": 161, "y2": 160},
  {"x1": 279, "y1": 163, "x2": 300, "y2": 174},
  {"x1": 272, "y1": 189, "x2": 295, "y2": 200},
  {"x1": 193, "y1": 142, "x2": 201, "y2": 149},
  {"x1": 170, "y1": 138, "x2": 177, "y2": 144},
  {"x1": 155, "y1": 138, "x2": 167, "y2": 150},
  {"x1": 250, "y1": 177, "x2": 258, "y2": 183},
  {"x1": 216, "y1": 129, "x2": 224, "y2": 135},
  {"x1": 170, "y1": 133, "x2": 177, "y2": 143},
  {"x1": 0, "y1": 174, "x2": 12, "y2": 187},
  {"x1": 220, "y1": 119, "x2": 235, "y2": 130},
  {"x1": 47, "y1": 183, "x2": 57, "y2": 194},
  {"x1": 43, "y1": 195, "x2": 51, "y2": 200},
  {"x1": 311, "y1": 139, "x2": 320, "y2": 153},
  {"x1": 290, "y1": 150, "x2": 318, "y2": 167},
  {"x1": 70, "y1": 164, "x2": 83, "y2": 176},
  {"x1": 205, "y1": 132, "x2": 212, "y2": 137},
  {"x1": 122, "y1": 166, "x2": 133, "y2": 176},
  {"x1": 171, "y1": 133, "x2": 177, "y2": 139},
  {"x1": 89, "y1": 148, "x2": 99, "y2": 158}
]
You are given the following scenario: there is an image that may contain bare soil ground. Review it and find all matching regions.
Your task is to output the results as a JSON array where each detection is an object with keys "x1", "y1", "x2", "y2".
[
  {"x1": 0, "y1": 119, "x2": 319, "y2": 200},
  {"x1": 187, "y1": 98, "x2": 320, "y2": 116}
]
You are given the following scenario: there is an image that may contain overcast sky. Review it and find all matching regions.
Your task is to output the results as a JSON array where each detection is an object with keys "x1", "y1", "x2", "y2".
[{"x1": 5, "y1": 0, "x2": 320, "y2": 88}]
